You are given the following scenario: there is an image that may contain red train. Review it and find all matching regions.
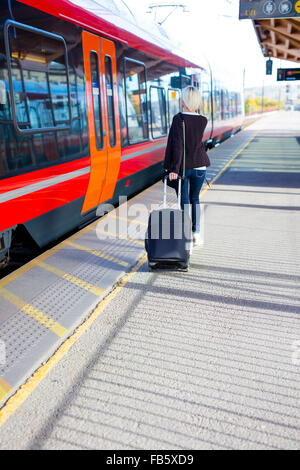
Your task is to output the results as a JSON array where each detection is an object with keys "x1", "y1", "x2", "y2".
[{"x1": 0, "y1": 0, "x2": 244, "y2": 266}]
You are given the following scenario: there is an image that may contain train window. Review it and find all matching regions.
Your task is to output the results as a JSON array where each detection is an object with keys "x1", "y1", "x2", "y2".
[
  {"x1": 236, "y1": 92, "x2": 243, "y2": 115},
  {"x1": 49, "y1": 62, "x2": 71, "y2": 125},
  {"x1": 225, "y1": 91, "x2": 230, "y2": 119},
  {"x1": 230, "y1": 92, "x2": 237, "y2": 118},
  {"x1": 104, "y1": 55, "x2": 116, "y2": 147},
  {"x1": 0, "y1": 55, "x2": 12, "y2": 123},
  {"x1": 213, "y1": 83, "x2": 221, "y2": 121},
  {"x1": 90, "y1": 52, "x2": 103, "y2": 150},
  {"x1": 167, "y1": 89, "x2": 180, "y2": 126},
  {"x1": 117, "y1": 80, "x2": 127, "y2": 148},
  {"x1": 0, "y1": 19, "x2": 89, "y2": 178},
  {"x1": 72, "y1": 56, "x2": 89, "y2": 157},
  {"x1": 0, "y1": 79, "x2": 7, "y2": 108},
  {"x1": 150, "y1": 86, "x2": 167, "y2": 138},
  {"x1": 4, "y1": 21, "x2": 72, "y2": 135},
  {"x1": 10, "y1": 58, "x2": 29, "y2": 125},
  {"x1": 221, "y1": 90, "x2": 230, "y2": 120},
  {"x1": 201, "y1": 82, "x2": 211, "y2": 118},
  {"x1": 69, "y1": 68, "x2": 78, "y2": 120},
  {"x1": 23, "y1": 68, "x2": 54, "y2": 128},
  {"x1": 124, "y1": 59, "x2": 148, "y2": 144}
]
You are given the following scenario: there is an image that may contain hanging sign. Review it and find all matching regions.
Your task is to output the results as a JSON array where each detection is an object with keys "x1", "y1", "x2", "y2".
[{"x1": 239, "y1": 0, "x2": 300, "y2": 19}]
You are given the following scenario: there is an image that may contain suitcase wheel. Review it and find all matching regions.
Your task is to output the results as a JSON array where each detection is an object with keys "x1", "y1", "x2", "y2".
[
  {"x1": 178, "y1": 263, "x2": 189, "y2": 272},
  {"x1": 148, "y1": 261, "x2": 188, "y2": 272},
  {"x1": 148, "y1": 262, "x2": 158, "y2": 271}
]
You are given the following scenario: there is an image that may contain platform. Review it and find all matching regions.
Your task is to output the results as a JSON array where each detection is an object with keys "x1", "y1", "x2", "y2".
[{"x1": 0, "y1": 111, "x2": 299, "y2": 450}]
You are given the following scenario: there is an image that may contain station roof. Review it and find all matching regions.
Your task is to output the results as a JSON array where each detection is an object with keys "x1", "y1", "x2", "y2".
[{"x1": 253, "y1": 17, "x2": 300, "y2": 63}]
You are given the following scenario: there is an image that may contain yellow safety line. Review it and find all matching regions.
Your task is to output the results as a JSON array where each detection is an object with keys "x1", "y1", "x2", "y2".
[
  {"x1": 0, "y1": 288, "x2": 67, "y2": 338},
  {"x1": 0, "y1": 254, "x2": 147, "y2": 427},
  {"x1": 0, "y1": 128, "x2": 257, "y2": 290},
  {"x1": 0, "y1": 128, "x2": 259, "y2": 424},
  {"x1": 242, "y1": 116, "x2": 262, "y2": 131},
  {"x1": 0, "y1": 250, "x2": 60, "y2": 290},
  {"x1": 0, "y1": 182, "x2": 159, "y2": 291},
  {"x1": 109, "y1": 213, "x2": 148, "y2": 227},
  {"x1": 39, "y1": 262, "x2": 105, "y2": 297},
  {"x1": 68, "y1": 241, "x2": 130, "y2": 268},
  {"x1": 0, "y1": 379, "x2": 12, "y2": 403},
  {"x1": 95, "y1": 227, "x2": 145, "y2": 247}
]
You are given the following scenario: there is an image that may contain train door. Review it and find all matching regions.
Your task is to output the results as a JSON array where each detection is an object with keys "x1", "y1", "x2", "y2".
[{"x1": 81, "y1": 31, "x2": 121, "y2": 214}]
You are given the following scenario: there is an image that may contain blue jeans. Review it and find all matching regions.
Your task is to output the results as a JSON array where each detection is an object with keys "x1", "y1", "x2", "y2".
[{"x1": 178, "y1": 169, "x2": 206, "y2": 233}]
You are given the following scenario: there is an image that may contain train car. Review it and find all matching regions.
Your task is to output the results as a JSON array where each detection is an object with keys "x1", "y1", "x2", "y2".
[{"x1": 0, "y1": 0, "x2": 244, "y2": 266}]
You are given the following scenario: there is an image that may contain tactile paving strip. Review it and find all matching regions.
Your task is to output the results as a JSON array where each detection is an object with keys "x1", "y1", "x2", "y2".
[
  {"x1": 0, "y1": 312, "x2": 48, "y2": 377},
  {"x1": 0, "y1": 127, "x2": 257, "y2": 407}
]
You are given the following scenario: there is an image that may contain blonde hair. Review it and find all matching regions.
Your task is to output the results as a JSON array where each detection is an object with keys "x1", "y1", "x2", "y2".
[{"x1": 182, "y1": 86, "x2": 201, "y2": 113}]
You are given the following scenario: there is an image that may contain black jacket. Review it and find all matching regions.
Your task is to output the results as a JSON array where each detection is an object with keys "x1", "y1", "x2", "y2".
[{"x1": 164, "y1": 113, "x2": 210, "y2": 174}]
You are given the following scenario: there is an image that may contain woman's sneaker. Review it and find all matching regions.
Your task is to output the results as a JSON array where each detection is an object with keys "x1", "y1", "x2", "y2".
[{"x1": 193, "y1": 232, "x2": 204, "y2": 246}]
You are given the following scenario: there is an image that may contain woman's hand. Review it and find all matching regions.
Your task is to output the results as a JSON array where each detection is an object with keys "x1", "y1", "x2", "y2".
[{"x1": 169, "y1": 172, "x2": 178, "y2": 181}]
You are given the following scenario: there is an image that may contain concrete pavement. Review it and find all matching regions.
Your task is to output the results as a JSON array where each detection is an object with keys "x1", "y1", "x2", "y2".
[{"x1": 0, "y1": 111, "x2": 299, "y2": 450}]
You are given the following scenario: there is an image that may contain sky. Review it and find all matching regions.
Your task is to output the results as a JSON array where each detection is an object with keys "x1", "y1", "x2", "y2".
[{"x1": 122, "y1": 0, "x2": 296, "y2": 88}]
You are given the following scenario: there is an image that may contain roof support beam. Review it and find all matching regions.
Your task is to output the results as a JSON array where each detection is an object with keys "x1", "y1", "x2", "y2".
[
  {"x1": 253, "y1": 18, "x2": 300, "y2": 63},
  {"x1": 261, "y1": 41, "x2": 300, "y2": 60}
]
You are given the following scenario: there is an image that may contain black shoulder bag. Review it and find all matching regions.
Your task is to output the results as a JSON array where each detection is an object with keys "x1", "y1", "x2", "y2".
[{"x1": 164, "y1": 113, "x2": 186, "y2": 191}]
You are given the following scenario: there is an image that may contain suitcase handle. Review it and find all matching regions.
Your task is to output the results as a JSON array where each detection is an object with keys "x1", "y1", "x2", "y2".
[{"x1": 163, "y1": 175, "x2": 182, "y2": 209}]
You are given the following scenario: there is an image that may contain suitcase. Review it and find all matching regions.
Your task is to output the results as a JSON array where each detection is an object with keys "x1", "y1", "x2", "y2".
[{"x1": 145, "y1": 176, "x2": 192, "y2": 271}]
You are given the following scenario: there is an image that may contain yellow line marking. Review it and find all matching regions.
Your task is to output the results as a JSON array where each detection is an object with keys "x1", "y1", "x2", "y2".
[
  {"x1": 0, "y1": 128, "x2": 258, "y2": 420},
  {"x1": 68, "y1": 241, "x2": 130, "y2": 268},
  {"x1": 0, "y1": 288, "x2": 67, "y2": 338},
  {"x1": 95, "y1": 228, "x2": 145, "y2": 246},
  {"x1": 39, "y1": 262, "x2": 105, "y2": 297},
  {"x1": 0, "y1": 250, "x2": 59, "y2": 290},
  {"x1": 0, "y1": 254, "x2": 147, "y2": 426},
  {"x1": 200, "y1": 131, "x2": 260, "y2": 197},
  {"x1": 109, "y1": 213, "x2": 148, "y2": 227},
  {"x1": 242, "y1": 115, "x2": 262, "y2": 131},
  {"x1": 0, "y1": 182, "x2": 158, "y2": 291},
  {"x1": 0, "y1": 127, "x2": 261, "y2": 423},
  {"x1": 0, "y1": 379, "x2": 12, "y2": 403},
  {"x1": 0, "y1": 125, "x2": 259, "y2": 289}
]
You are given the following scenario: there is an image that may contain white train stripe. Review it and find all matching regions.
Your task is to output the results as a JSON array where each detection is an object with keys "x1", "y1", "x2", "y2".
[
  {"x1": 0, "y1": 143, "x2": 167, "y2": 204},
  {"x1": 0, "y1": 167, "x2": 91, "y2": 204},
  {"x1": 121, "y1": 143, "x2": 166, "y2": 162}
]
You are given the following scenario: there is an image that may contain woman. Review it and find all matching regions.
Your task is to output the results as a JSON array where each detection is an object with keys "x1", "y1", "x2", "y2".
[{"x1": 164, "y1": 86, "x2": 210, "y2": 246}]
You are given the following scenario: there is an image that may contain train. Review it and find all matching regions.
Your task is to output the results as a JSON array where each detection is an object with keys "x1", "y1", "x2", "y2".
[{"x1": 0, "y1": 0, "x2": 244, "y2": 267}]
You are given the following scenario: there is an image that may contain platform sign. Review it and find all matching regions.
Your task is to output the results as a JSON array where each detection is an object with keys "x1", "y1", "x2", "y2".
[
  {"x1": 239, "y1": 0, "x2": 300, "y2": 19},
  {"x1": 277, "y1": 68, "x2": 300, "y2": 81},
  {"x1": 266, "y1": 58, "x2": 273, "y2": 75},
  {"x1": 170, "y1": 74, "x2": 192, "y2": 89}
]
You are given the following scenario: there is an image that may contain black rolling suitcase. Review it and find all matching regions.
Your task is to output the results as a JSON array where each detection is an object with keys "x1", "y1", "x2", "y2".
[{"x1": 145, "y1": 176, "x2": 192, "y2": 271}]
